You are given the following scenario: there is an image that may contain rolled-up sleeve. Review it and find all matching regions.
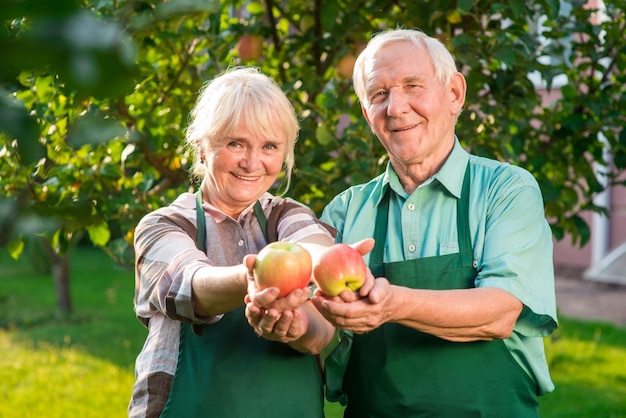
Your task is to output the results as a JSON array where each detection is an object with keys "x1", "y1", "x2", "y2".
[
  {"x1": 475, "y1": 166, "x2": 558, "y2": 337},
  {"x1": 134, "y1": 211, "x2": 221, "y2": 325}
]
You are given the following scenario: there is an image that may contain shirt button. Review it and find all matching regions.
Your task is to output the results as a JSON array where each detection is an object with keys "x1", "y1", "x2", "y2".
[
  {"x1": 408, "y1": 244, "x2": 416, "y2": 252},
  {"x1": 407, "y1": 203, "x2": 415, "y2": 211},
  {"x1": 237, "y1": 239, "x2": 244, "y2": 247}
]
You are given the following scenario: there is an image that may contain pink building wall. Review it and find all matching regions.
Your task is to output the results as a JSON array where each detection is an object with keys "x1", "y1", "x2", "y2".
[
  {"x1": 539, "y1": 0, "x2": 625, "y2": 269},
  {"x1": 553, "y1": 184, "x2": 626, "y2": 269}
]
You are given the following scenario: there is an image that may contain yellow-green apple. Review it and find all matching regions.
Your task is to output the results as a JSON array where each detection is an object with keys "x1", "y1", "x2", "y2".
[
  {"x1": 253, "y1": 242, "x2": 312, "y2": 298},
  {"x1": 299, "y1": 15, "x2": 314, "y2": 33},
  {"x1": 313, "y1": 244, "x2": 366, "y2": 296}
]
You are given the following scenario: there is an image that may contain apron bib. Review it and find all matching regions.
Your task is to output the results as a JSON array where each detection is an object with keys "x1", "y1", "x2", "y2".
[
  {"x1": 160, "y1": 193, "x2": 324, "y2": 418},
  {"x1": 343, "y1": 164, "x2": 539, "y2": 418}
]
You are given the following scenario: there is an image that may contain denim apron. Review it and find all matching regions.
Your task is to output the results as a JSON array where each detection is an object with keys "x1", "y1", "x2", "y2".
[
  {"x1": 159, "y1": 192, "x2": 324, "y2": 417},
  {"x1": 342, "y1": 164, "x2": 539, "y2": 417}
]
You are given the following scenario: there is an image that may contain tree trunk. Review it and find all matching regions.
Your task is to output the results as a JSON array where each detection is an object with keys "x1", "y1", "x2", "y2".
[
  {"x1": 52, "y1": 252, "x2": 72, "y2": 314},
  {"x1": 39, "y1": 239, "x2": 73, "y2": 315}
]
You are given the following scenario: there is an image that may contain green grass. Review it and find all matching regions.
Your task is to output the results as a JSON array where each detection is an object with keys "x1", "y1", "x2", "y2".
[
  {"x1": 0, "y1": 245, "x2": 143, "y2": 418},
  {"x1": 1, "y1": 246, "x2": 626, "y2": 417}
]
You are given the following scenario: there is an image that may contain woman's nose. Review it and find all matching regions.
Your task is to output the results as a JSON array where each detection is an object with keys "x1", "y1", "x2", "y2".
[{"x1": 241, "y1": 148, "x2": 261, "y2": 170}]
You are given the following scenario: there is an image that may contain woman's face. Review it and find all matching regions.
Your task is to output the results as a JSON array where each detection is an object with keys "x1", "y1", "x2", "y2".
[{"x1": 204, "y1": 125, "x2": 286, "y2": 218}]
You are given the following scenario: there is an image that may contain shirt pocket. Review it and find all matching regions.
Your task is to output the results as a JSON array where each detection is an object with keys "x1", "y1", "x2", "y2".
[{"x1": 439, "y1": 242, "x2": 459, "y2": 255}]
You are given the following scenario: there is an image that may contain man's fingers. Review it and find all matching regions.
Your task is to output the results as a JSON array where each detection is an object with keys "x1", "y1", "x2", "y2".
[{"x1": 351, "y1": 238, "x2": 375, "y2": 256}]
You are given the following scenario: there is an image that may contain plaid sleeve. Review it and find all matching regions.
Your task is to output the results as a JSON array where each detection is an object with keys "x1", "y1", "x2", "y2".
[{"x1": 134, "y1": 210, "x2": 220, "y2": 325}]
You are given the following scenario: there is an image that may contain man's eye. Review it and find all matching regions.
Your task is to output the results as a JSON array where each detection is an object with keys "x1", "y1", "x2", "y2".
[{"x1": 369, "y1": 91, "x2": 387, "y2": 102}]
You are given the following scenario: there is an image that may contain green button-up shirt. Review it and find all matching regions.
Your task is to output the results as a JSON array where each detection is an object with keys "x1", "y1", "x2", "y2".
[{"x1": 321, "y1": 139, "x2": 558, "y2": 394}]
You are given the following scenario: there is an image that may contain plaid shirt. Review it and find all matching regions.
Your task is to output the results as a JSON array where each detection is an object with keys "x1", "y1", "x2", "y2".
[{"x1": 128, "y1": 192, "x2": 333, "y2": 418}]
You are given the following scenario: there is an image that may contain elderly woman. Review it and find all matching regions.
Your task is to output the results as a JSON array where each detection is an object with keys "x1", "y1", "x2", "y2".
[{"x1": 129, "y1": 67, "x2": 336, "y2": 418}]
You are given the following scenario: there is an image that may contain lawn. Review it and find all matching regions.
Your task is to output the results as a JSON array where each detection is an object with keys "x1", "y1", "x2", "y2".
[{"x1": 1, "y1": 245, "x2": 626, "y2": 417}]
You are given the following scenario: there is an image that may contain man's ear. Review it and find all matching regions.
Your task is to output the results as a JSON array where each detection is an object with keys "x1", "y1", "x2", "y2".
[
  {"x1": 361, "y1": 104, "x2": 373, "y2": 127},
  {"x1": 449, "y1": 72, "x2": 467, "y2": 115}
]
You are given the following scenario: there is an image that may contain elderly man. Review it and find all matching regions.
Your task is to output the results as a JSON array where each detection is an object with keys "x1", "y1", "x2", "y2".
[{"x1": 313, "y1": 28, "x2": 558, "y2": 417}]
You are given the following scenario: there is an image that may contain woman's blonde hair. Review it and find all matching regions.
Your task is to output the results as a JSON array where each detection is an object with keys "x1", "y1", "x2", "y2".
[
  {"x1": 353, "y1": 28, "x2": 458, "y2": 104},
  {"x1": 185, "y1": 67, "x2": 299, "y2": 193}
]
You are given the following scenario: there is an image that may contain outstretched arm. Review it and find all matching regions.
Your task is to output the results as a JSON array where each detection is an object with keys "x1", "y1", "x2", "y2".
[{"x1": 313, "y1": 278, "x2": 523, "y2": 342}]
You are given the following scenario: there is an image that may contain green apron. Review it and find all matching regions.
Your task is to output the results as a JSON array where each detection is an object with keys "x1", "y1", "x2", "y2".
[
  {"x1": 342, "y1": 164, "x2": 539, "y2": 418},
  {"x1": 159, "y1": 192, "x2": 324, "y2": 418}
]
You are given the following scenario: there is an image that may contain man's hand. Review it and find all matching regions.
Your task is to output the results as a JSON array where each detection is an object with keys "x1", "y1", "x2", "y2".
[
  {"x1": 310, "y1": 237, "x2": 394, "y2": 333},
  {"x1": 312, "y1": 276, "x2": 394, "y2": 334}
]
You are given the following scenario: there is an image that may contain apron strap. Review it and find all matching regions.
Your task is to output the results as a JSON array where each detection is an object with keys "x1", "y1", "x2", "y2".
[
  {"x1": 195, "y1": 190, "x2": 207, "y2": 252},
  {"x1": 193, "y1": 190, "x2": 268, "y2": 336},
  {"x1": 457, "y1": 163, "x2": 474, "y2": 266},
  {"x1": 370, "y1": 187, "x2": 390, "y2": 277},
  {"x1": 253, "y1": 201, "x2": 268, "y2": 242}
]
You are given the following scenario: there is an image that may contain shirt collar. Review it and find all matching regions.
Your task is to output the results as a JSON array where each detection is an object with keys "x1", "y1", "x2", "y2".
[
  {"x1": 371, "y1": 167, "x2": 393, "y2": 206},
  {"x1": 197, "y1": 181, "x2": 267, "y2": 222},
  {"x1": 432, "y1": 138, "x2": 469, "y2": 199},
  {"x1": 379, "y1": 136, "x2": 469, "y2": 202}
]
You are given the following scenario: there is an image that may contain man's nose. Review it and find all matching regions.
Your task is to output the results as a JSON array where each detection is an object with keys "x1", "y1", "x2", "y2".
[{"x1": 387, "y1": 89, "x2": 410, "y2": 117}]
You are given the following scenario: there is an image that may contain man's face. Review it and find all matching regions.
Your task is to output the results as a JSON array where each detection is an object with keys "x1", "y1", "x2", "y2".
[{"x1": 361, "y1": 40, "x2": 465, "y2": 170}]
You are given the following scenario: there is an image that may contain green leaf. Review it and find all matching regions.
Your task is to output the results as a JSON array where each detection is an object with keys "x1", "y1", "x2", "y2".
[
  {"x1": 315, "y1": 124, "x2": 334, "y2": 146},
  {"x1": 550, "y1": 224, "x2": 564, "y2": 241},
  {"x1": 494, "y1": 48, "x2": 516, "y2": 69},
  {"x1": 615, "y1": 148, "x2": 626, "y2": 169},
  {"x1": 0, "y1": 96, "x2": 42, "y2": 165},
  {"x1": 619, "y1": 127, "x2": 626, "y2": 147},
  {"x1": 87, "y1": 222, "x2": 111, "y2": 247},
  {"x1": 0, "y1": 0, "x2": 77, "y2": 21},
  {"x1": 320, "y1": 0, "x2": 341, "y2": 32},
  {"x1": 510, "y1": 0, "x2": 526, "y2": 18},
  {"x1": 7, "y1": 238, "x2": 25, "y2": 260},
  {"x1": 67, "y1": 113, "x2": 126, "y2": 147},
  {"x1": 572, "y1": 215, "x2": 591, "y2": 247},
  {"x1": 246, "y1": 2, "x2": 265, "y2": 14},
  {"x1": 540, "y1": 0, "x2": 561, "y2": 20},
  {"x1": 457, "y1": 0, "x2": 474, "y2": 13}
]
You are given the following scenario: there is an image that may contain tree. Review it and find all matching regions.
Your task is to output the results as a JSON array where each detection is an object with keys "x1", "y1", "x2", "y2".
[{"x1": 1, "y1": 0, "x2": 625, "y2": 312}]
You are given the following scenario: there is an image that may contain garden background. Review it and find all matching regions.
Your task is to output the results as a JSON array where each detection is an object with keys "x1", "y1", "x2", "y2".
[{"x1": 1, "y1": 0, "x2": 625, "y2": 416}]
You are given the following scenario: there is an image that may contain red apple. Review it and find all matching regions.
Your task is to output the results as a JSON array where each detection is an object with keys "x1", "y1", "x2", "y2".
[
  {"x1": 336, "y1": 54, "x2": 356, "y2": 79},
  {"x1": 313, "y1": 244, "x2": 366, "y2": 296},
  {"x1": 253, "y1": 242, "x2": 312, "y2": 298},
  {"x1": 237, "y1": 35, "x2": 263, "y2": 61}
]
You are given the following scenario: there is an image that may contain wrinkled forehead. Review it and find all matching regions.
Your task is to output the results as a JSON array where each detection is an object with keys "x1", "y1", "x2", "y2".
[{"x1": 363, "y1": 40, "x2": 433, "y2": 84}]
